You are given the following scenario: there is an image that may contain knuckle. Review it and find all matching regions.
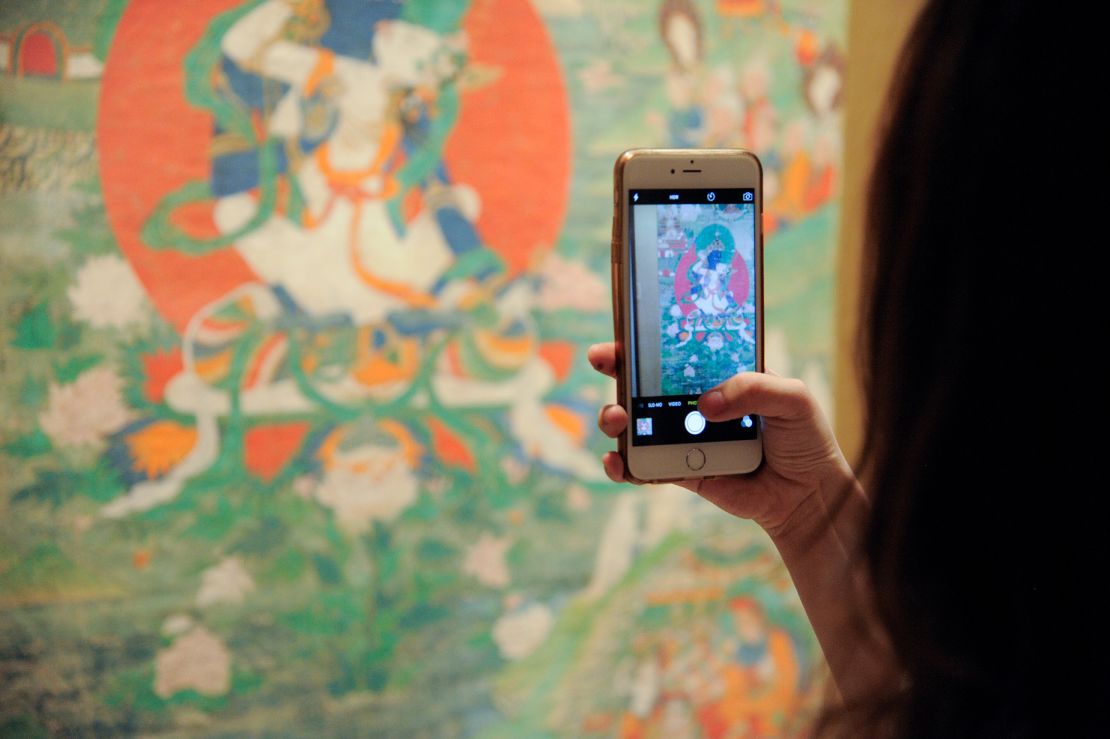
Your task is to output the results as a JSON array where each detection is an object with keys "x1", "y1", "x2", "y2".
[
  {"x1": 783, "y1": 378, "x2": 816, "y2": 414},
  {"x1": 732, "y1": 372, "x2": 766, "y2": 402},
  {"x1": 722, "y1": 371, "x2": 757, "y2": 399}
]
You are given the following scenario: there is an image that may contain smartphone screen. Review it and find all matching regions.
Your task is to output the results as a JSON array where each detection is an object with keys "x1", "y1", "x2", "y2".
[{"x1": 627, "y1": 188, "x2": 759, "y2": 446}]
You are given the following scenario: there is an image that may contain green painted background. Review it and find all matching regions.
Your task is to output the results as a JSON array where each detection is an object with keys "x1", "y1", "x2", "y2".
[{"x1": 0, "y1": 0, "x2": 844, "y2": 734}]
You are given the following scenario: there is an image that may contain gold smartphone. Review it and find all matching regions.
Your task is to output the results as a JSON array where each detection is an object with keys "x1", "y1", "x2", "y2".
[{"x1": 611, "y1": 149, "x2": 764, "y2": 482}]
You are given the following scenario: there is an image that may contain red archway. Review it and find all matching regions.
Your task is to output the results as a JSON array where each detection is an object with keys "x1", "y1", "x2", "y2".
[
  {"x1": 98, "y1": 0, "x2": 572, "y2": 333},
  {"x1": 17, "y1": 23, "x2": 67, "y2": 78}
]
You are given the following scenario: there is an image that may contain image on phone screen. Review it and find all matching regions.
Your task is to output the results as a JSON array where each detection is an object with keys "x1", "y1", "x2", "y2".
[{"x1": 628, "y1": 188, "x2": 758, "y2": 446}]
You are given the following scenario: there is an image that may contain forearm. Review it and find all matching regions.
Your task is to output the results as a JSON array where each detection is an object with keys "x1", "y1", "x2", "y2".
[
  {"x1": 769, "y1": 462, "x2": 894, "y2": 703},
  {"x1": 222, "y1": 1, "x2": 291, "y2": 65},
  {"x1": 222, "y1": 1, "x2": 318, "y2": 89}
]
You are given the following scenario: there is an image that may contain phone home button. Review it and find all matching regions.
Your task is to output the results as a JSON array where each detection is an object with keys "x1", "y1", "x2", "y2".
[{"x1": 685, "y1": 448, "x2": 706, "y2": 471}]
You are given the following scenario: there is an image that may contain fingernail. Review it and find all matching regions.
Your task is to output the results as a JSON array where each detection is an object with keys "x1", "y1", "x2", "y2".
[{"x1": 699, "y1": 389, "x2": 724, "y2": 417}]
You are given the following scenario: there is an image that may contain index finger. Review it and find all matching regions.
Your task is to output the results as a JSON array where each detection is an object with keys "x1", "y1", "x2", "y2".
[{"x1": 587, "y1": 342, "x2": 618, "y2": 379}]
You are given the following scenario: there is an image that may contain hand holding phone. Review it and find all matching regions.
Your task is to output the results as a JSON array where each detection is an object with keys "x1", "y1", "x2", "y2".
[
  {"x1": 610, "y1": 149, "x2": 764, "y2": 482},
  {"x1": 589, "y1": 342, "x2": 854, "y2": 539}
]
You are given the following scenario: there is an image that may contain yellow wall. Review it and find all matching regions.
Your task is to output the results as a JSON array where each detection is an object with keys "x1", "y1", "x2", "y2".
[{"x1": 835, "y1": 0, "x2": 925, "y2": 462}]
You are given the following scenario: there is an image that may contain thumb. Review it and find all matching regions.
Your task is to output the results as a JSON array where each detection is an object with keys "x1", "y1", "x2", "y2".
[{"x1": 697, "y1": 372, "x2": 815, "y2": 422}]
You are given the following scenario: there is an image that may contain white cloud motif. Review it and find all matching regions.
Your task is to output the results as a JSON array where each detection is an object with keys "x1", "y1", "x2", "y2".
[
  {"x1": 161, "y1": 614, "x2": 195, "y2": 636},
  {"x1": 196, "y1": 557, "x2": 255, "y2": 608},
  {"x1": 463, "y1": 534, "x2": 512, "y2": 588},
  {"x1": 67, "y1": 254, "x2": 150, "y2": 329},
  {"x1": 492, "y1": 602, "x2": 554, "y2": 660},
  {"x1": 154, "y1": 625, "x2": 231, "y2": 699}
]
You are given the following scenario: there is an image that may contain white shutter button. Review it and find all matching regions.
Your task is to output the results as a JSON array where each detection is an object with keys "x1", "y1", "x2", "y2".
[{"x1": 684, "y1": 410, "x2": 706, "y2": 435}]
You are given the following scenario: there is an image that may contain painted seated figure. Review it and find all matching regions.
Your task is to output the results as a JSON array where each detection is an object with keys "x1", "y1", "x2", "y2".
[{"x1": 103, "y1": 0, "x2": 599, "y2": 518}]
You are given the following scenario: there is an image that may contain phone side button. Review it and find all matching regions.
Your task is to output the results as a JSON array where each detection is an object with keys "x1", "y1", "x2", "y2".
[{"x1": 685, "y1": 448, "x2": 706, "y2": 471}]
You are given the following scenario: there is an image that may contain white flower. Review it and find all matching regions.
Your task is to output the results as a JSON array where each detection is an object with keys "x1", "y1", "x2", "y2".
[
  {"x1": 161, "y1": 614, "x2": 195, "y2": 637},
  {"x1": 314, "y1": 444, "x2": 418, "y2": 534},
  {"x1": 666, "y1": 322, "x2": 680, "y2": 338},
  {"x1": 536, "y1": 253, "x2": 608, "y2": 312},
  {"x1": 492, "y1": 602, "x2": 554, "y2": 660},
  {"x1": 669, "y1": 304, "x2": 683, "y2": 318},
  {"x1": 463, "y1": 534, "x2": 511, "y2": 588},
  {"x1": 683, "y1": 365, "x2": 695, "y2": 378},
  {"x1": 196, "y1": 557, "x2": 255, "y2": 608},
  {"x1": 38, "y1": 365, "x2": 132, "y2": 448},
  {"x1": 68, "y1": 254, "x2": 149, "y2": 329},
  {"x1": 154, "y1": 625, "x2": 231, "y2": 699}
]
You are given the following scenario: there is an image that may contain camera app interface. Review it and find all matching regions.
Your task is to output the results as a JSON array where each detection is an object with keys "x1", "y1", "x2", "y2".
[{"x1": 628, "y1": 188, "x2": 757, "y2": 446}]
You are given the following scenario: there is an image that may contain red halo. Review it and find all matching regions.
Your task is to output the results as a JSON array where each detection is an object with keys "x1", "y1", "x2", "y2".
[{"x1": 98, "y1": 0, "x2": 571, "y2": 333}]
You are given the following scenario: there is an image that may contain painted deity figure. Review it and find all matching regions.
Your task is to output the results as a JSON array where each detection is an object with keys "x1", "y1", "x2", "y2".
[
  {"x1": 655, "y1": 0, "x2": 743, "y2": 148},
  {"x1": 214, "y1": 1, "x2": 473, "y2": 324},
  {"x1": 661, "y1": 214, "x2": 687, "y2": 254},
  {"x1": 102, "y1": 0, "x2": 599, "y2": 518},
  {"x1": 696, "y1": 597, "x2": 801, "y2": 738},
  {"x1": 688, "y1": 235, "x2": 735, "y2": 317}
]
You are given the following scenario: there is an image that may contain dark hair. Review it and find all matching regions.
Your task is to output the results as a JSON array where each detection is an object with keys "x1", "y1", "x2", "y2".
[
  {"x1": 852, "y1": 0, "x2": 1107, "y2": 735},
  {"x1": 707, "y1": 248, "x2": 722, "y2": 270}
]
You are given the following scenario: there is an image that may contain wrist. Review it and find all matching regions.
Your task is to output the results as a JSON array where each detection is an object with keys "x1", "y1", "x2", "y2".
[{"x1": 764, "y1": 459, "x2": 863, "y2": 553}]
